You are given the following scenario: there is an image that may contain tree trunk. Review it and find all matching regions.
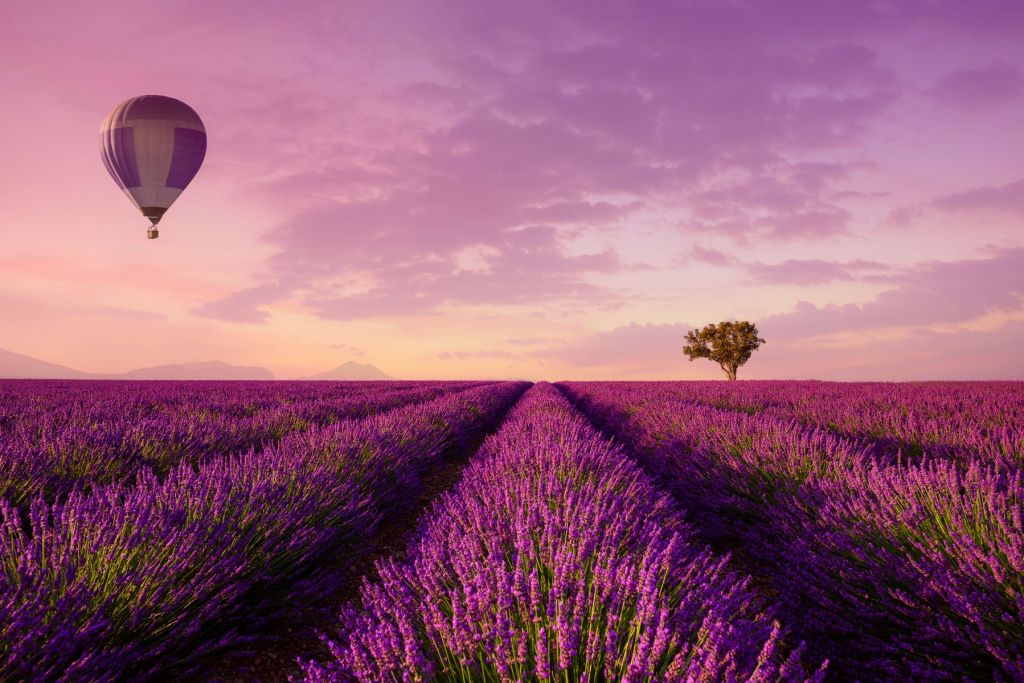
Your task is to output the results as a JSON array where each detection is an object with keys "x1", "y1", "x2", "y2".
[{"x1": 727, "y1": 366, "x2": 737, "y2": 381}]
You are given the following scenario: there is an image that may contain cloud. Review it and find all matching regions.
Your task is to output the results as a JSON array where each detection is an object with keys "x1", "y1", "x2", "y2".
[
  {"x1": 437, "y1": 349, "x2": 518, "y2": 360},
  {"x1": 193, "y1": 285, "x2": 277, "y2": 324},
  {"x1": 682, "y1": 250, "x2": 896, "y2": 285},
  {"x1": 294, "y1": 225, "x2": 621, "y2": 320},
  {"x1": 883, "y1": 206, "x2": 921, "y2": 227},
  {"x1": 762, "y1": 207, "x2": 851, "y2": 240},
  {"x1": 753, "y1": 321, "x2": 1024, "y2": 380},
  {"x1": 194, "y1": 0, "x2": 914, "y2": 321},
  {"x1": 0, "y1": 294, "x2": 166, "y2": 323},
  {"x1": 928, "y1": 62, "x2": 1024, "y2": 109},
  {"x1": 933, "y1": 178, "x2": 1024, "y2": 217},
  {"x1": 745, "y1": 259, "x2": 893, "y2": 285},
  {"x1": 506, "y1": 337, "x2": 555, "y2": 346},
  {"x1": 760, "y1": 247, "x2": 1024, "y2": 339},
  {"x1": 522, "y1": 201, "x2": 642, "y2": 225},
  {"x1": 688, "y1": 245, "x2": 736, "y2": 267},
  {"x1": 687, "y1": 167, "x2": 857, "y2": 242}
]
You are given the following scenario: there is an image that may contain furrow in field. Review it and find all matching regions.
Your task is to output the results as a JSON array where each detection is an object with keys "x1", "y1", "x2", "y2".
[
  {"x1": 557, "y1": 381, "x2": 1023, "y2": 680},
  {"x1": 300, "y1": 383, "x2": 825, "y2": 681},
  {"x1": 0, "y1": 381, "x2": 529, "y2": 682}
]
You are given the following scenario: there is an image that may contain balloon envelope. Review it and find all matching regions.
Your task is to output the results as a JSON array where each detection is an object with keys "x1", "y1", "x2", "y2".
[{"x1": 99, "y1": 95, "x2": 206, "y2": 228}]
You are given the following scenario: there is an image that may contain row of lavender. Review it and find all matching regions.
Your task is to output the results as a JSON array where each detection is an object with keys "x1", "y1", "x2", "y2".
[
  {"x1": 634, "y1": 380, "x2": 1024, "y2": 466},
  {"x1": 0, "y1": 381, "x2": 528, "y2": 681},
  {"x1": 0, "y1": 379, "x2": 438, "y2": 436},
  {"x1": 558, "y1": 381, "x2": 1024, "y2": 680},
  {"x1": 0, "y1": 380, "x2": 490, "y2": 506},
  {"x1": 302, "y1": 383, "x2": 827, "y2": 681}
]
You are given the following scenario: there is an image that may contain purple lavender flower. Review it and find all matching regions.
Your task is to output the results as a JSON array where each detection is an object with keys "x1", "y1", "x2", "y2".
[
  {"x1": 559, "y1": 380, "x2": 1023, "y2": 679},
  {"x1": 0, "y1": 380, "x2": 526, "y2": 680},
  {"x1": 301, "y1": 384, "x2": 823, "y2": 681}
]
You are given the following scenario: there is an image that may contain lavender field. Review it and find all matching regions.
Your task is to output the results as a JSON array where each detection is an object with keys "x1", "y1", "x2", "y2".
[{"x1": 1, "y1": 379, "x2": 1022, "y2": 681}]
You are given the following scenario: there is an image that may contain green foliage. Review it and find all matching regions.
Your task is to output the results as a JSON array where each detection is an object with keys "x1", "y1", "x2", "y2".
[{"x1": 683, "y1": 321, "x2": 765, "y2": 380}]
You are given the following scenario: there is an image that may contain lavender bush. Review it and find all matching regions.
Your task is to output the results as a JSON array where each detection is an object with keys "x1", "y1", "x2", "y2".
[
  {"x1": 559, "y1": 381, "x2": 1023, "y2": 679},
  {"x1": 0, "y1": 380, "x2": 488, "y2": 507},
  {"x1": 2, "y1": 378, "x2": 1019, "y2": 680},
  {"x1": 302, "y1": 384, "x2": 826, "y2": 682},
  {"x1": 0, "y1": 381, "x2": 526, "y2": 681},
  {"x1": 610, "y1": 380, "x2": 1024, "y2": 466}
]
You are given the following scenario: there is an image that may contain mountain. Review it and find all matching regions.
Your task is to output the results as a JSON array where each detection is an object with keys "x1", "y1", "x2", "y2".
[
  {"x1": 0, "y1": 348, "x2": 274, "y2": 380},
  {"x1": 114, "y1": 361, "x2": 275, "y2": 380},
  {"x1": 305, "y1": 361, "x2": 394, "y2": 380},
  {"x1": 0, "y1": 347, "x2": 91, "y2": 379}
]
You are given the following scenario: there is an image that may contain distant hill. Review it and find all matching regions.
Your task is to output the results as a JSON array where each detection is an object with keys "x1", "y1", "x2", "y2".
[
  {"x1": 0, "y1": 347, "x2": 91, "y2": 379},
  {"x1": 0, "y1": 348, "x2": 274, "y2": 380},
  {"x1": 113, "y1": 361, "x2": 275, "y2": 380},
  {"x1": 305, "y1": 361, "x2": 394, "y2": 380}
]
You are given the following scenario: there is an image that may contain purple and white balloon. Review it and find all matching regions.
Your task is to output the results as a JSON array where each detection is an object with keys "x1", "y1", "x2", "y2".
[{"x1": 99, "y1": 95, "x2": 206, "y2": 239}]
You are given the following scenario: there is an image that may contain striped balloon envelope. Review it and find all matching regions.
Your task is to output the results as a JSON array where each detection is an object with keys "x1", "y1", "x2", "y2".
[{"x1": 99, "y1": 95, "x2": 206, "y2": 239}]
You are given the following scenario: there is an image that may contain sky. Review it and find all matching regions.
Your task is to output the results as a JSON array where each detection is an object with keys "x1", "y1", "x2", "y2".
[{"x1": 1, "y1": 0, "x2": 1022, "y2": 380}]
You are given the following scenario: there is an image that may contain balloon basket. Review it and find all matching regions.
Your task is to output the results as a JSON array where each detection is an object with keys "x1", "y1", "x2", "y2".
[{"x1": 147, "y1": 227, "x2": 159, "y2": 239}]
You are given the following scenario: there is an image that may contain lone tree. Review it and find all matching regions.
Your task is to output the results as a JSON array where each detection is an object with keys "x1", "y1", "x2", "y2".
[{"x1": 683, "y1": 321, "x2": 765, "y2": 381}]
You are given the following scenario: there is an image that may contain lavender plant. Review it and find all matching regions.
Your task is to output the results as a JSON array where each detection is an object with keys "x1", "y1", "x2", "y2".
[
  {"x1": 302, "y1": 384, "x2": 826, "y2": 682},
  {"x1": 610, "y1": 380, "x2": 1024, "y2": 466},
  {"x1": 0, "y1": 381, "x2": 527, "y2": 680},
  {"x1": 0, "y1": 381, "x2": 489, "y2": 507},
  {"x1": 559, "y1": 381, "x2": 1024, "y2": 679}
]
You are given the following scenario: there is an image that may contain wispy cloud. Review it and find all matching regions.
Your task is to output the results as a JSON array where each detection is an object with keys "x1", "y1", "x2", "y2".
[
  {"x1": 745, "y1": 259, "x2": 894, "y2": 286},
  {"x1": 928, "y1": 62, "x2": 1024, "y2": 110},
  {"x1": 933, "y1": 178, "x2": 1024, "y2": 218}
]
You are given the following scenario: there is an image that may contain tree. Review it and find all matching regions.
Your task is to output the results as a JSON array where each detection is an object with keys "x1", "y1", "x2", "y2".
[{"x1": 683, "y1": 321, "x2": 765, "y2": 381}]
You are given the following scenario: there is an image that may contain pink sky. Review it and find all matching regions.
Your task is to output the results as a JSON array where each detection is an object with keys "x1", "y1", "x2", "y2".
[{"x1": 1, "y1": 0, "x2": 1022, "y2": 380}]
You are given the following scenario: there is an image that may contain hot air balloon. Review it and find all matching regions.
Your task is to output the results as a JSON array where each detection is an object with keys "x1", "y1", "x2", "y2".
[{"x1": 99, "y1": 95, "x2": 206, "y2": 239}]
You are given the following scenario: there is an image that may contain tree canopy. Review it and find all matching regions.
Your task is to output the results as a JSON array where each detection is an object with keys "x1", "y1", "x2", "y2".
[{"x1": 683, "y1": 321, "x2": 765, "y2": 381}]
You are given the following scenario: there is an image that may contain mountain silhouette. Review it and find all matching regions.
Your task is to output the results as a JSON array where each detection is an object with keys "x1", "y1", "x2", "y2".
[
  {"x1": 304, "y1": 361, "x2": 394, "y2": 380},
  {"x1": 0, "y1": 348, "x2": 274, "y2": 380},
  {"x1": 113, "y1": 361, "x2": 274, "y2": 380},
  {"x1": 0, "y1": 347, "x2": 91, "y2": 379}
]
